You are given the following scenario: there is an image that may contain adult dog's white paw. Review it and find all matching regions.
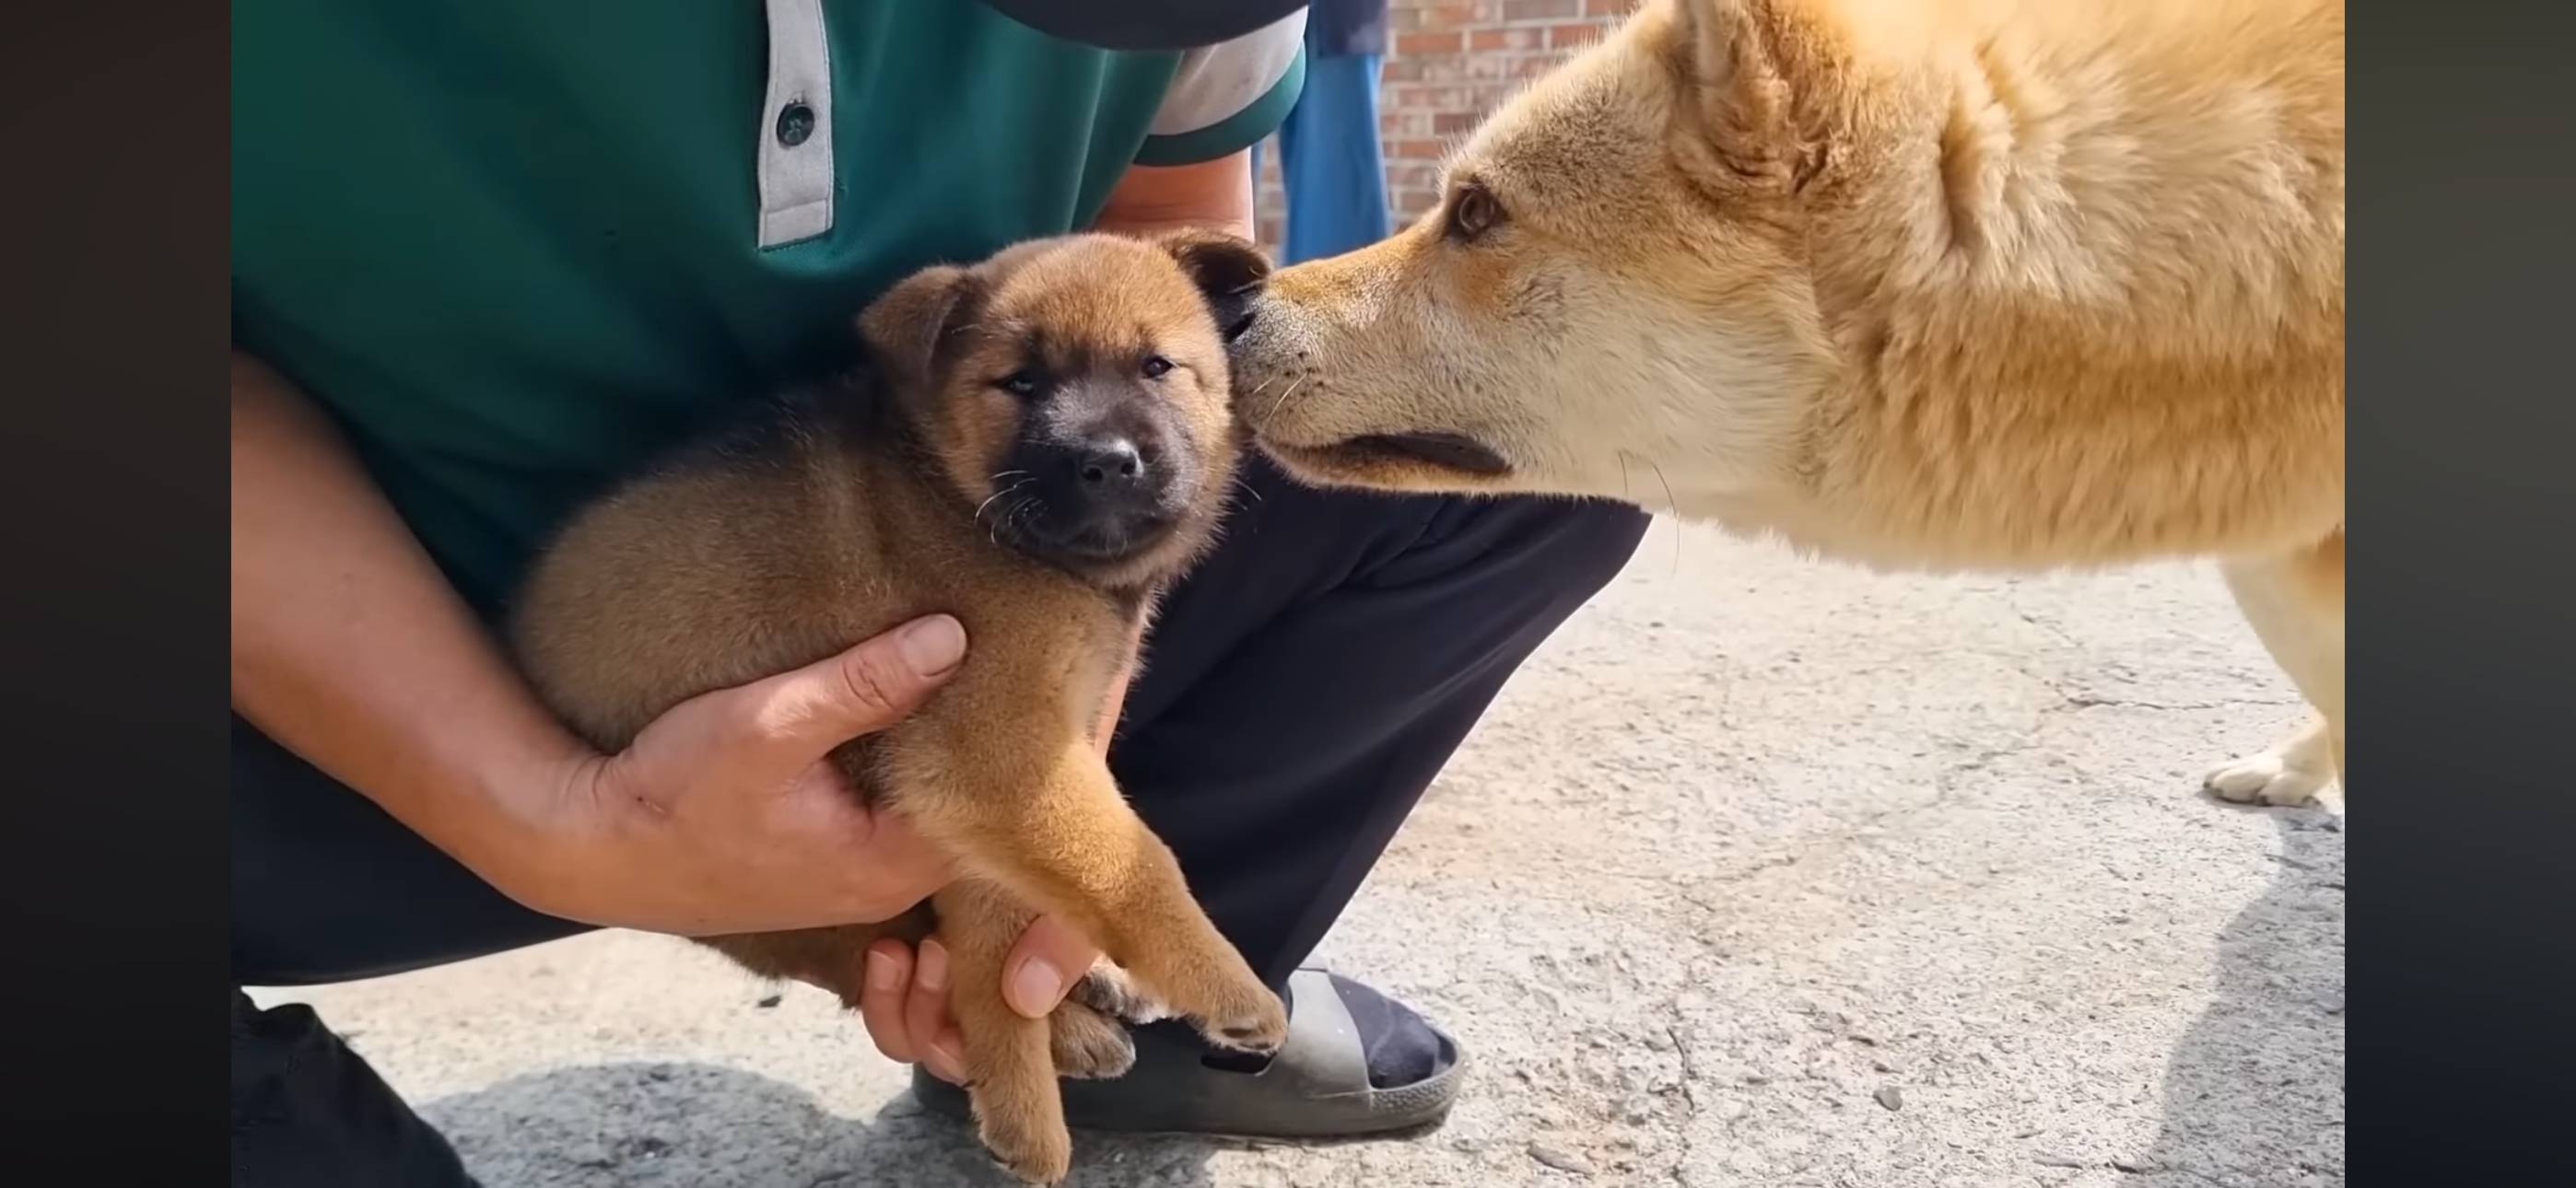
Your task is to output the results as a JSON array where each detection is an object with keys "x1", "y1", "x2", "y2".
[{"x1": 2204, "y1": 748, "x2": 2337, "y2": 809}]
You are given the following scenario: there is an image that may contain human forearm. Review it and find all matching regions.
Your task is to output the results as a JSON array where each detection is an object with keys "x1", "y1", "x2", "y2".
[
  {"x1": 232, "y1": 351, "x2": 970, "y2": 933},
  {"x1": 1093, "y1": 153, "x2": 1258, "y2": 241},
  {"x1": 228, "y1": 352, "x2": 589, "y2": 901}
]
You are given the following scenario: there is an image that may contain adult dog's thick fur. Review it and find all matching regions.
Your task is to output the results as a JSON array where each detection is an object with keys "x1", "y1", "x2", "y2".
[
  {"x1": 1234, "y1": 0, "x2": 2345, "y2": 808},
  {"x1": 509, "y1": 232, "x2": 1283, "y2": 1183}
]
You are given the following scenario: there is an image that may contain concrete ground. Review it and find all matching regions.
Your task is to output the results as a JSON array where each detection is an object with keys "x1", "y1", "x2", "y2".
[{"x1": 248, "y1": 518, "x2": 2346, "y2": 1188}]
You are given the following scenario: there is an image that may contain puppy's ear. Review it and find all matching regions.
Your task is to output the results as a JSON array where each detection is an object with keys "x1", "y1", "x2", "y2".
[
  {"x1": 1155, "y1": 228, "x2": 1271, "y2": 342},
  {"x1": 1665, "y1": 0, "x2": 1837, "y2": 188},
  {"x1": 857, "y1": 263, "x2": 982, "y2": 388}
]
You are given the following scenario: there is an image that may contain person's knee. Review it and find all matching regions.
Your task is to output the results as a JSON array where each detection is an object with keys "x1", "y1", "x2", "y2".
[
  {"x1": 1514, "y1": 497, "x2": 1651, "y2": 598},
  {"x1": 1394, "y1": 495, "x2": 1647, "y2": 600}
]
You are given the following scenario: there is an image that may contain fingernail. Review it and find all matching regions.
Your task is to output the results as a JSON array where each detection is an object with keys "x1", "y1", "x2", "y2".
[
  {"x1": 896, "y1": 616, "x2": 966, "y2": 677},
  {"x1": 915, "y1": 940, "x2": 949, "y2": 992},
  {"x1": 1008, "y1": 958, "x2": 1064, "y2": 1019},
  {"x1": 865, "y1": 949, "x2": 902, "y2": 993},
  {"x1": 929, "y1": 1036, "x2": 970, "y2": 1084}
]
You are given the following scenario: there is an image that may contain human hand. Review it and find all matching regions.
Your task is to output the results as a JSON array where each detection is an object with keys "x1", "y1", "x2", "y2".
[
  {"x1": 849, "y1": 914, "x2": 1107, "y2": 1084},
  {"x1": 507, "y1": 615, "x2": 971, "y2": 936}
]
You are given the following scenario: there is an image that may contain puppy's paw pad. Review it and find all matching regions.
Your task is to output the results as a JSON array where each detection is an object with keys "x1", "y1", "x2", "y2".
[
  {"x1": 1072, "y1": 963, "x2": 1170, "y2": 1025},
  {"x1": 1048, "y1": 1004, "x2": 1137, "y2": 1080},
  {"x1": 2203, "y1": 750, "x2": 2335, "y2": 808}
]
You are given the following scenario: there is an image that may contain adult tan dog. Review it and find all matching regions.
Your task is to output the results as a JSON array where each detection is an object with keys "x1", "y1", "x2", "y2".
[{"x1": 1233, "y1": 0, "x2": 2344, "y2": 808}]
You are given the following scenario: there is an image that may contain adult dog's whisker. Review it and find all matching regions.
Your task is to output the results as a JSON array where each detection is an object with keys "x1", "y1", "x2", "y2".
[
  {"x1": 1640, "y1": 454, "x2": 1681, "y2": 577},
  {"x1": 1265, "y1": 376, "x2": 1306, "y2": 423}
]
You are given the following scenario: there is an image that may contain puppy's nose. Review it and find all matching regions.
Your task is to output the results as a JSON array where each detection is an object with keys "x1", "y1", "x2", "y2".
[{"x1": 1073, "y1": 437, "x2": 1147, "y2": 488}]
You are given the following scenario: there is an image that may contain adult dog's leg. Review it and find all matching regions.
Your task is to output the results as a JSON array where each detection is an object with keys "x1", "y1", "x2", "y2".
[{"x1": 2206, "y1": 530, "x2": 2346, "y2": 809}]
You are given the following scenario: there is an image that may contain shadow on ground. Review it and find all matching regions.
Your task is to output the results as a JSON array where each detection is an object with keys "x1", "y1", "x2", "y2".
[
  {"x1": 2131, "y1": 809, "x2": 2347, "y2": 1187},
  {"x1": 423, "y1": 1062, "x2": 1234, "y2": 1188}
]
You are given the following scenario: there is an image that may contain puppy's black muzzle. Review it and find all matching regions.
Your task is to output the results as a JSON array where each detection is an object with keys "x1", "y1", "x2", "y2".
[{"x1": 1009, "y1": 431, "x2": 1181, "y2": 558}]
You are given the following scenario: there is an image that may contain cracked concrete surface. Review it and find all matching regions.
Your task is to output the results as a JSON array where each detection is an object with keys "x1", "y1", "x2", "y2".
[{"x1": 247, "y1": 519, "x2": 2346, "y2": 1187}]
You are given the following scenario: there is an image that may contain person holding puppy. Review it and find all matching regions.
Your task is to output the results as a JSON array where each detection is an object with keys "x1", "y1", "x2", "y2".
[{"x1": 230, "y1": 2, "x2": 1650, "y2": 1182}]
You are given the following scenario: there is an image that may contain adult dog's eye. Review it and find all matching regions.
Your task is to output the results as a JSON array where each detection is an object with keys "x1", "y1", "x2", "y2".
[
  {"x1": 999, "y1": 369, "x2": 1041, "y2": 396},
  {"x1": 1142, "y1": 355, "x2": 1173, "y2": 379},
  {"x1": 1446, "y1": 185, "x2": 1504, "y2": 240}
]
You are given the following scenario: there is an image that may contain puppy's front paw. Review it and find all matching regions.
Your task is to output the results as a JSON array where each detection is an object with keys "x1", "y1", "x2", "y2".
[
  {"x1": 1125, "y1": 944, "x2": 1288, "y2": 1054},
  {"x1": 1193, "y1": 976, "x2": 1290, "y2": 1054},
  {"x1": 2203, "y1": 748, "x2": 2336, "y2": 809}
]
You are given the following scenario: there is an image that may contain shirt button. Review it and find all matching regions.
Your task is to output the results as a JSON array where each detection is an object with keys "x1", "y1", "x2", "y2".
[{"x1": 775, "y1": 101, "x2": 815, "y2": 147}]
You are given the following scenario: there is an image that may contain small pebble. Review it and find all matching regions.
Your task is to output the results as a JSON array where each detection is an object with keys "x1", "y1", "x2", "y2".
[
  {"x1": 1528, "y1": 1142, "x2": 1597, "y2": 1176},
  {"x1": 1874, "y1": 1086, "x2": 1904, "y2": 1112},
  {"x1": 2033, "y1": 1154, "x2": 2090, "y2": 1169},
  {"x1": 755, "y1": 993, "x2": 783, "y2": 1008}
]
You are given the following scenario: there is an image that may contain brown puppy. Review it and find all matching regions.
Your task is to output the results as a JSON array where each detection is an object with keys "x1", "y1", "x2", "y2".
[
  {"x1": 1234, "y1": 0, "x2": 2345, "y2": 810},
  {"x1": 508, "y1": 230, "x2": 1282, "y2": 1183}
]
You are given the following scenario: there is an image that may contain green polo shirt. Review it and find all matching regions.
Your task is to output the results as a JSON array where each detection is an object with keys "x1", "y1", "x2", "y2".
[{"x1": 232, "y1": 1, "x2": 1306, "y2": 616}]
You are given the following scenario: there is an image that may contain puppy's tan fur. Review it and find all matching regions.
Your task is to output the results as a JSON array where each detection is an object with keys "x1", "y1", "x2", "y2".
[
  {"x1": 1235, "y1": 0, "x2": 2345, "y2": 807},
  {"x1": 509, "y1": 232, "x2": 1283, "y2": 1183}
]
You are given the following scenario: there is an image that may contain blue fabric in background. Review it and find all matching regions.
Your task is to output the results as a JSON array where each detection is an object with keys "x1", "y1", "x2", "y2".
[{"x1": 1251, "y1": 51, "x2": 1392, "y2": 264}]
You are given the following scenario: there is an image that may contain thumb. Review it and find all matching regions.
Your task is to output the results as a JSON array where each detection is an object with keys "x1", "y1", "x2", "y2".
[
  {"x1": 734, "y1": 614, "x2": 967, "y2": 769},
  {"x1": 1003, "y1": 914, "x2": 1106, "y2": 1019}
]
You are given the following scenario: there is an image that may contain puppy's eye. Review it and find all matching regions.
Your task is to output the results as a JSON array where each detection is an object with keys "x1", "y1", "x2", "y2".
[
  {"x1": 1446, "y1": 185, "x2": 1504, "y2": 241},
  {"x1": 999, "y1": 369, "x2": 1040, "y2": 396},
  {"x1": 1142, "y1": 355, "x2": 1174, "y2": 379}
]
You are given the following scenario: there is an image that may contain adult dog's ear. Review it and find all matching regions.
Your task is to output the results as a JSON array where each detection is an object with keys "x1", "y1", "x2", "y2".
[
  {"x1": 857, "y1": 263, "x2": 982, "y2": 389},
  {"x1": 1155, "y1": 228, "x2": 1271, "y2": 343},
  {"x1": 1663, "y1": 0, "x2": 1840, "y2": 189}
]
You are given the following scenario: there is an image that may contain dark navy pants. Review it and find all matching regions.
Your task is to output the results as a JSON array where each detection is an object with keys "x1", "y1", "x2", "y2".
[{"x1": 230, "y1": 457, "x2": 1648, "y2": 1184}]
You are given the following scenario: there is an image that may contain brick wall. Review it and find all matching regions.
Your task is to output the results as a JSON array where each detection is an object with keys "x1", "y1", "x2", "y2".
[{"x1": 1252, "y1": 0, "x2": 1641, "y2": 248}]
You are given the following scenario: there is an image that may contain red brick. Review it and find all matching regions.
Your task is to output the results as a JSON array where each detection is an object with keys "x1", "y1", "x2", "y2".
[
  {"x1": 1417, "y1": 4, "x2": 1493, "y2": 29},
  {"x1": 1412, "y1": 57, "x2": 1473, "y2": 84},
  {"x1": 1432, "y1": 111, "x2": 1480, "y2": 134},
  {"x1": 1585, "y1": 0, "x2": 1638, "y2": 16},
  {"x1": 1549, "y1": 22, "x2": 1605, "y2": 48},
  {"x1": 1397, "y1": 84, "x2": 1469, "y2": 111},
  {"x1": 1390, "y1": 138, "x2": 1448, "y2": 161},
  {"x1": 1381, "y1": 110, "x2": 1434, "y2": 138},
  {"x1": 1502, "y1": 0, "x2": 1580, "y2": 20},
  {"x1": 1380, "y1": 57, "x2": 1431, "y2": 82},
  {"x1": 1390, "y1": 163, "x2": 1444, "y2": 191},
  {"x1": 1473, "y1": 27, "x2": 1545, "y2": 51},
  {"x1": 1396, "y1": 30, "x2": 1465, "y2": 56}
]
